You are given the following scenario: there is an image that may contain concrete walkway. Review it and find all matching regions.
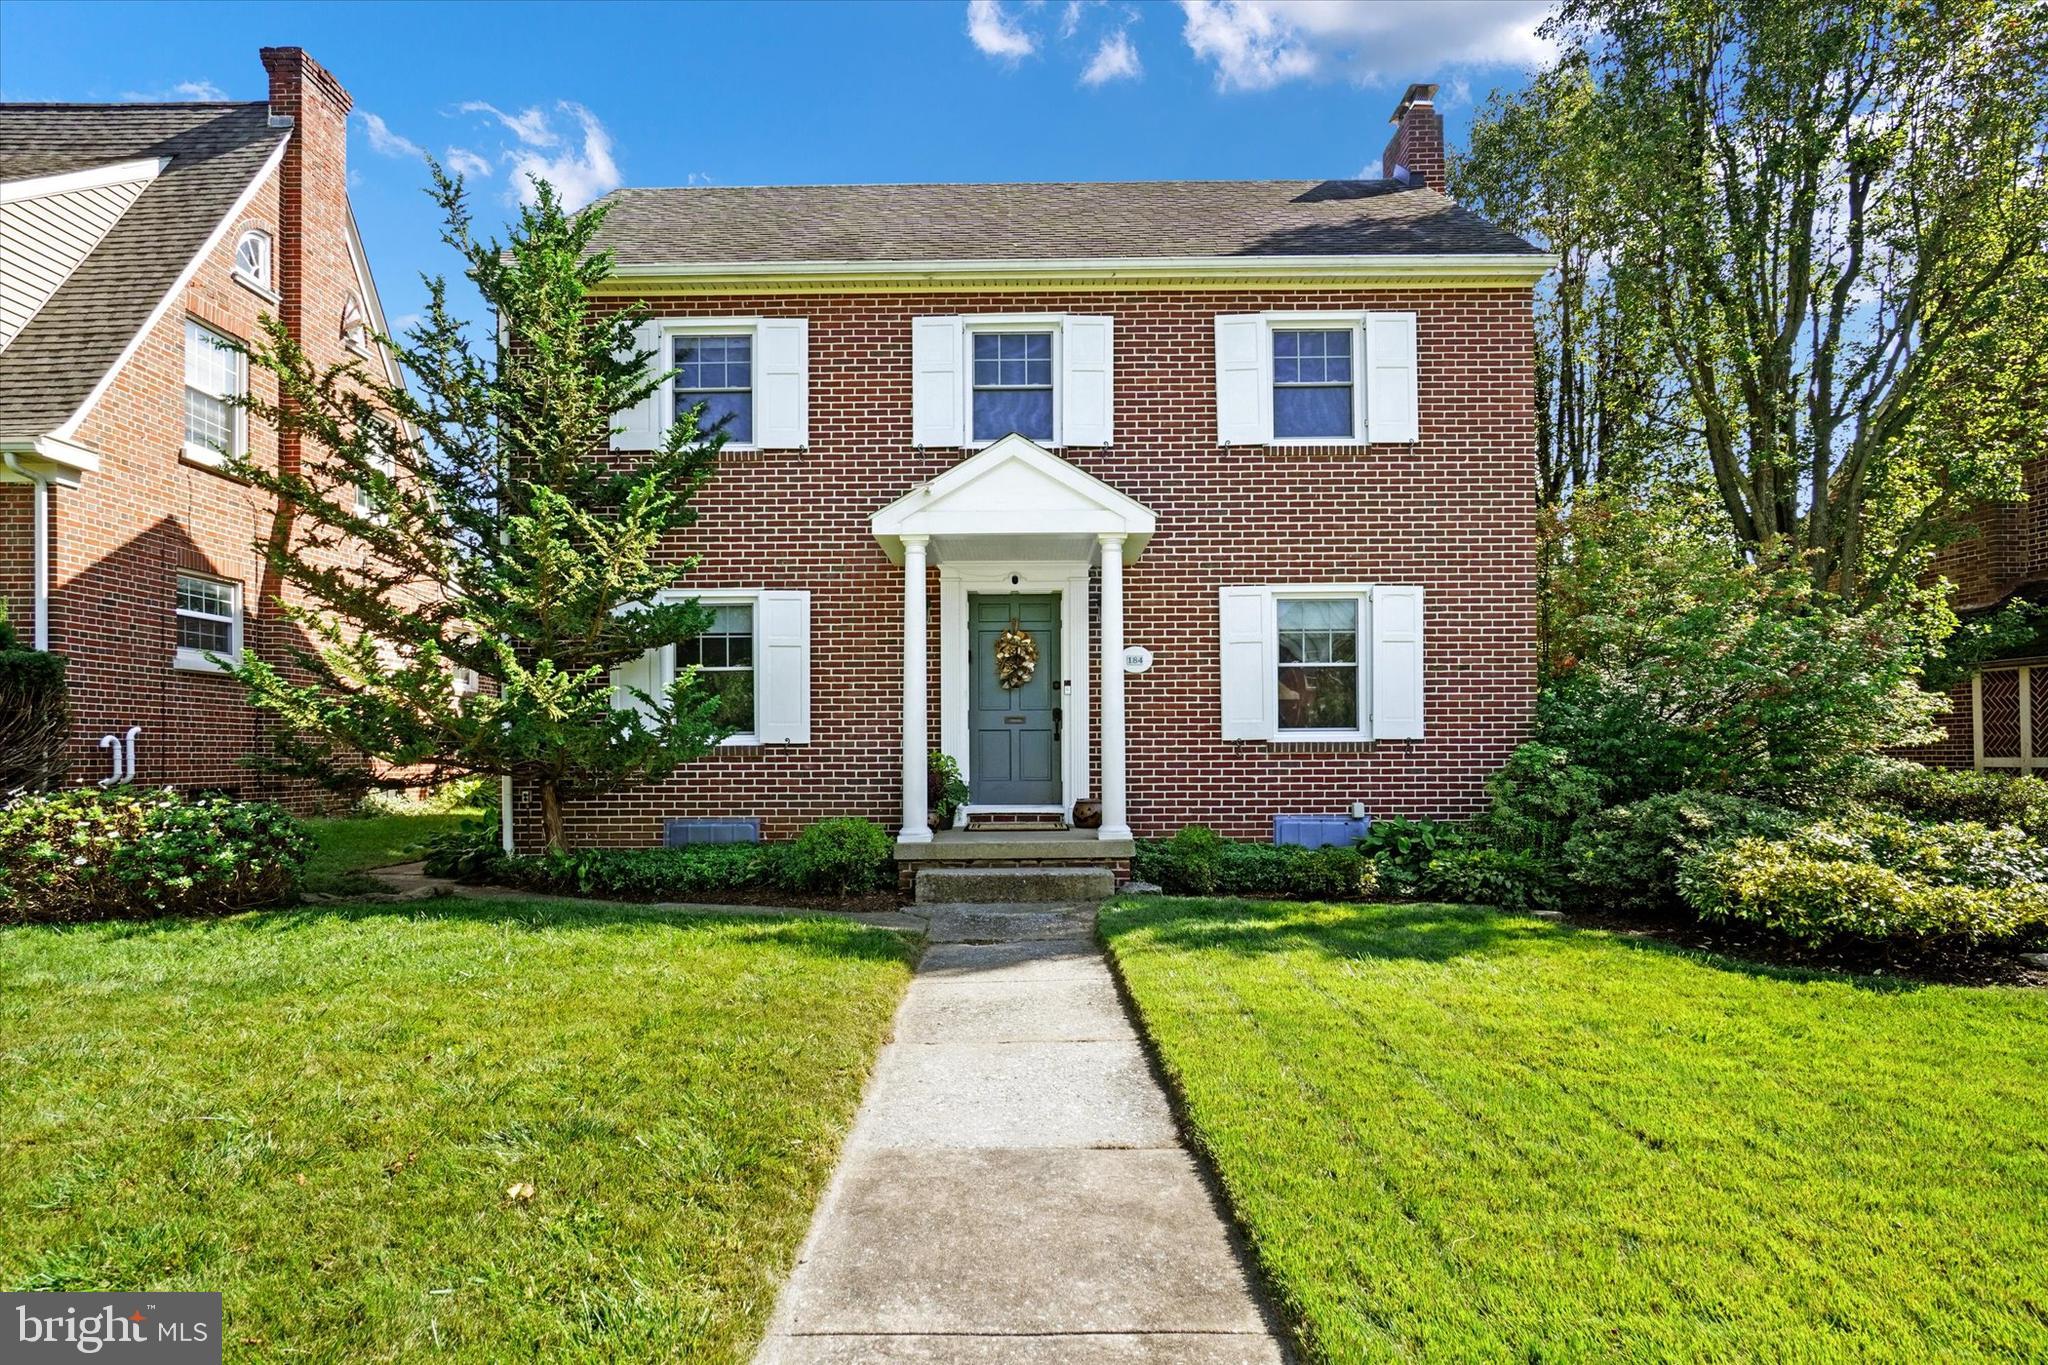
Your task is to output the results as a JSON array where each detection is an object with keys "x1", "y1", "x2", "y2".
[{"x1": 756, "y1": 904, "x2": 1289, "y2": 1364}]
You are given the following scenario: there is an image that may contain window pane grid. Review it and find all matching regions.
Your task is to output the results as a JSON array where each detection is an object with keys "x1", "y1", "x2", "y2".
[
  {"x1": 175, "y1": 575, "x2": 237, "y2": 658},
  {"x1": 677, "y1": 603, "x2": 755, "y2": 733},
  {"x1": 1272, "y1": 328, "x2": 1355, "y2": 440},
  {"x1": 971, "y1": 330, "x2": 1054, "y2": 441},
  {"x1": 184, "y1": 320, "x2": 242, "y2": 458},
  {"x1": 1276, "y1": 597, "x2": 1360, "y2": 731},
  {"x1": 673, "y1": 334, "x2": 754, "y2": 443}
]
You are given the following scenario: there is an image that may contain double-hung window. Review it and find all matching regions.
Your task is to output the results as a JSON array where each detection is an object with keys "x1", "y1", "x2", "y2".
[
  {"x1": 970, "y1": 330, "x2": 1055, "y2": 442},
  {"x1": 676, "y1": 602, "x2": 757, "y2": 738},
  {"x1": 1276, "y1": 595, "x2": 1361, "y2": 733},
  {"x1": 174, "y1": 573, "x2": 241, "y2": 671},
  {"x1": 355, "y1": 418, "x2": 395, "y2": 520},
  {"x1": 183, "y1": 319, "x2": 245, "y2": 467},
  {"x1": 1272, "y1": 329, "x2": 1356, "y2": 440},
  {"x1": 673, "y1": 334, "x2": 754, "y2": 445}
]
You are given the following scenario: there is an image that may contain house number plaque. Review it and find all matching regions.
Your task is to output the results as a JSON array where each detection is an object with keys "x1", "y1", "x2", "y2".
[{"x1": 1122, "y1": 645, "x2": 1154, "y2": 674}]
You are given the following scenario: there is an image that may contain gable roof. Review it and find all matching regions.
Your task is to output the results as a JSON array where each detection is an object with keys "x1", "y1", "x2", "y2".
[
  {"x1": 871, "y1": 433, "x2": 1157, "y2": 565},
  {"x1": 587, "y1": 179, "x2": 1539, "y2": 270},
  {"x1": 0, "y1": 103, "x2": 289, "y2": 442}
]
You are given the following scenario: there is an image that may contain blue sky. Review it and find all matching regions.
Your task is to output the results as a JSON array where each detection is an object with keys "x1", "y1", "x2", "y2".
[{"x1": 1, "y1": 0, "x2": 1553, "y2": 332}]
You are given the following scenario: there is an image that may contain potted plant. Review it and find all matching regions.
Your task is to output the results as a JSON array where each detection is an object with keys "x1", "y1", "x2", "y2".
[{"x1": 928, "y1": 752, "x2": 969, "y2": 829}]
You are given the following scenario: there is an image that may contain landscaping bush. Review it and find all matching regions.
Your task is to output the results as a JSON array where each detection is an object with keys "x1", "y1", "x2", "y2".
[
  {"x1": 778, "y1": 817, "x2": 894, "y2": 896},
  {"x1": 419, "y1": 817, "x2": 508, "y2": 880},
  {"x1": 1356, "y1": 815, "x2": 1467, "y2": 895},
  {"x1": 1133, "y1": 827, "x2": 1379, "y2": 901},
  {"x1": 1854, "y1": 759, "x2": 2048, "y2": 838},
  {"x1": 1565, "y1": 789, "x2": 1802, "y2": 912},
  {"x1": 0, "y1": 610, "x2": 68, "y2": 795},
  {"x1": 0, "y1": 786, "x2": 309, "y2": 923},
  {"x1": 495, "y1": 843, "x2": 774, "y2": 899},
  {"x1": 1481, "y1": 742, "x2": 1607, "y2": 860},
  {"x1": 1422, "y1": 845, "x2": 1562, "y2": 914}
]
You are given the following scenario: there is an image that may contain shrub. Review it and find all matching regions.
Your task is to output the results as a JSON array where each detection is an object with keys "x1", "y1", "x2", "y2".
[
  {"x1": 1854, "y1": 760, "x2": 2048, "y2": 838},
  {"x1": 1565, "y1": 790, "x2": 1801, "y2": 912},
  {"x1": 1133, "y1": 828, "x2": 1379, "y2": 901},
  {"x1": 420, "y1": 818, "x2": 506, "y2": 880},
  {"x1": 1356, "y1": 816, "x2": 1467, "y2": 894},
  {"x1": 1423, "y1": 845, "x2": 1561, "y2": 914},
  {"x1": 496, "y1": 843, "x2": 774, "y2": 899},
  {"x1": 1481, "y1": 742, "x2": 1607, "y2": 859},
  {"x1": 1679, "y1": 841, "x2": 2048, "y2": 946},
  {"x1": 0, "y1": 610, "x2": 68, "y2": 795},
  {"x1": 0, "y1": 787, "x2": 309, "y2": 923},
  {"x1": 777, "y1": 818, "x2": 894, "y2": 896}
]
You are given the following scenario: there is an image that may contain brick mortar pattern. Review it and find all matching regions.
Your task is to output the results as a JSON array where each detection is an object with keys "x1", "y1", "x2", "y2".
[{"x1": 514, "y1": 283, "x2": 1538, "y2": 848}]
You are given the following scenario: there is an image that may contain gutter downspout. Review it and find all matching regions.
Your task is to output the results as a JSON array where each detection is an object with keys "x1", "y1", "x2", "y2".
[{"x1": 2, "y1": 453, "x2": 50, "y2": 650}]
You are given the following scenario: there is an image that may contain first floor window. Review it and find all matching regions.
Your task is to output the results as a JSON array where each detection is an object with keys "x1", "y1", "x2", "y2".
[
  {"x1": 677, "y1": 602, "x2": 756, "y2": 735},
  {"x1": 971, "y1": 330, "x2": 1054, "y2": 441},
  {"x1": 175, "y1": 573, "x2": 241, "y2": 669},
  {"x1": 183, "y1": 319, "x2": 244, "y2": 465},
  {"x1": 674, "y1": 334, "x2": 753, "y2": 444},
  {"x1": 1272, "y1": 328, "x2": 1355, "y2": 440},
  {"x1": 1276, "y1": 596, "x2": 1360, "y2": 732}
]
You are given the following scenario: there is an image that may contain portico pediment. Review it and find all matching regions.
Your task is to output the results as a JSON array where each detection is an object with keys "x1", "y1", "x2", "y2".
[{"x1": 871, "y1": 435, "x2": 1155, "y2": 565}]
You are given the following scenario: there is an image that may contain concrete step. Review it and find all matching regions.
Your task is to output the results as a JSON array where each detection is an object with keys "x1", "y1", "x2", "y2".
[{"x1": 914, "y1": 865, "x2": 1116, "y2": 905}]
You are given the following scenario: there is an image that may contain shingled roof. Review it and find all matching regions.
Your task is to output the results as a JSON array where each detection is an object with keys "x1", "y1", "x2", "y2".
[
  {"x1": 0, "y1": 102, "x2": 287, "y2": 441},
  {"x1": 585, "y1": 179, "x2": 1539, "y2": 267}
]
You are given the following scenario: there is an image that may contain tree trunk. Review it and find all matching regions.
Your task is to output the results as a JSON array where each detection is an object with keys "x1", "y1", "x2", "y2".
[{"x1": 539, "y1": 779, "x2": 567, "y2": 850}]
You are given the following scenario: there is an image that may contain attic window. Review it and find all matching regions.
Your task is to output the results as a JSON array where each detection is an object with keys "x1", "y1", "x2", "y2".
[
  {"x1": 233, "y1": 229, "x2": 272, "y2": 292},
  {"x1": 341, "y1": 293, "x2": 370, "y2": 355}
]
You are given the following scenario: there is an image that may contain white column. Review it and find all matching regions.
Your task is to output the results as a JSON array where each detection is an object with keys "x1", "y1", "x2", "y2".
[
  {"x1": 1098, "y1": 533, "x2": 1131, "y2": 841},
  {"x1": 899, "y1": 536, "x2": 933, "y2": 843}
]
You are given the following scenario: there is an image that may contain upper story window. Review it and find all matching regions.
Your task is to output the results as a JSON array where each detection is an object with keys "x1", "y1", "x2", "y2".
[
  {"x1": 970, "y1": 330, "x2": 1055, "y2": 442},
  {"x1": 673, "y1": 334, "x2": 754, "y2": 445},
  {"x1": 341, "y1": 293, "x2": 370, "y2": 355},
  {"x1": 232, "y1": 229, "x2": 272, "y2": 293},
  {"x1": 174, "y1": 572, "x2": 241, "y2": 671},
  {"x1": 183, "y1": 318, "x2": 245, "y2": 467},
  {"x1": 675, "y1": 601, "x2": 757, "y2": 738},
  {"x1": 1272, "y1": 329, "x2": 1355, "y2": 441}
]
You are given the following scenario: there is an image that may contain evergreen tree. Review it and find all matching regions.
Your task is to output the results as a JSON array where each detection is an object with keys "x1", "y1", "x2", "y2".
[{"x1": 227, "y1": 169, "x2": 727, "y2": 848}]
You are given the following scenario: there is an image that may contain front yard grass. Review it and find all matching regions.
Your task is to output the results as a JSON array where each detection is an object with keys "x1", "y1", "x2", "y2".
[
  {"x1": 0, "y1": 898, "x2": 915, "y2": 1361},
  {"x1": 299, "y1": 809, "x2": 480, "y2": 895},
  {"x1": 1101, "y1": 896, "x2": 2048, "y2": 1363}
]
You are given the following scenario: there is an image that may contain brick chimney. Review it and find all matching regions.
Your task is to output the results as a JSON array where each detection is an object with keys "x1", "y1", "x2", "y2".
[{"x1": 1381, "y1": 82, "x2": 1446, "y2": 194}]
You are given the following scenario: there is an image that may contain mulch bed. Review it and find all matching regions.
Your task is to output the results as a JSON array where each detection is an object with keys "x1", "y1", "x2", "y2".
[{"x1": 1558, "y1": 907, "x2": 2048, "y2": 989}]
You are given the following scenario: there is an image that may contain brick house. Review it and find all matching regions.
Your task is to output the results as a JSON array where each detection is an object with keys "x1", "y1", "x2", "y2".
[
  {"x1": 0, "y1": 48, "x2": 401, "y2": 804},
  {"x1": 1905, "y1": 452, "x2": 2048, "y2": 777},
  {"x1": 510, "y1": 83, "x2": 1552, "y2": 867}
]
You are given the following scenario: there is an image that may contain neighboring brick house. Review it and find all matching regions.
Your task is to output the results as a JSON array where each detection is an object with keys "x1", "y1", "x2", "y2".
[
  {"x1": 509, "y1": 83, "x2": 1552, "y2": 861},
  {"x1": 1904, "y1": 453, "x2": 2048, "y2": 776},
  {"x1": 0, "y1": 48, "x2": 402, "y2": 805}
]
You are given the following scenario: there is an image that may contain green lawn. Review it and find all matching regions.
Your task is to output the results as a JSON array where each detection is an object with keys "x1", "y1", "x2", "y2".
[
  {"x1": 0, "y1": 898, "x2": 915, "y2": 1361},
  {"x1": 1101, "y1": 897, "x2": 2048, "y2": 1363},
  {"x1": 300, "y1": 810, "x2": 480, "y2": 895}
]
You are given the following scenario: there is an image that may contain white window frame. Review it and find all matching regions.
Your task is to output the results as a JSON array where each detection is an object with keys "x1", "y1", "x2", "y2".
[
  {"x1": 1269, "y1": 585, "x2": 1373, "y2": 742},
  {"x1": 182, "y1": 318, "x2": 246, "y2": 468},
  {"x1": 963, "y1": 316, "x2": 1063, "y2": 448},
  {"x1": 661, "y1": 321, "x2": 762, "y2": 452},
  {"x1": 355, "y1": 418, "x2": 396, "y2": 521},
  {"x1": 341, "y1": 293, "x2": 373, "y2": 357},
  {"x1": 232, "y1": 228, "x2": 276, "y2": 300},
  {"x1": 649, "y1": 589, "x2": 766, "y2": 746},
  {"x1": 173, "y1": 572, "x2": 242, "y2": 673},
  {"x1": 1267, "y1": 313, "x2": 1368, "y2": 448}
]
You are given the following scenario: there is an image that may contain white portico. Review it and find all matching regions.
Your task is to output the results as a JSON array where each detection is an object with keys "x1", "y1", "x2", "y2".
[{"x1": 872, "y1": 435, "x2": 1156, "y2": 848}]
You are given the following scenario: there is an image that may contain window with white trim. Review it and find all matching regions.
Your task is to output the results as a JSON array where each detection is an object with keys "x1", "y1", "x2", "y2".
[
  {"x1": 1276, "y1": 595, "x2": 1362, "y2": 732},
  {"x1": 970, "y1": 328, "x2": 1055, "y2": 442},
  {"x1": 233, "y1": 228, "x2": 272, "y2": 292},
  {"x1": 909, "y1": 314, "x2": 1114, "y2": 449},
  {"x1": 676, "y1": 602, "x2": 756, "y2": 737},
  {"x1": 174, "y1": 572, "x2": 241, "y2": 671},
  {"x1": 673, "y1": 334, "x2": 754, "y2": 445},
  {"x1": 341, "y1": 293, "x2": 370, "y2": 355},
  {"x1": 355, "y1": 418, "x2": 395, "y2": 520},
  {"x1": 1218, "y1": 584, "x2": 1425, "y2": 743},
  {"x1": 1214, "y1": 311, "x2": 1418, "y2": 446},
  {"x1": 183, "y1": 319, "x2": 245, "y2": 466},
  {"x1": 1272, "y1": 328, "x2": 1356, "y2": 440}
]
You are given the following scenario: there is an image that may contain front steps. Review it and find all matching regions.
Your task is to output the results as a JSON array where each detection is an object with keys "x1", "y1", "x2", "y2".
[{"x1": 915, "y1": 865, "x2": 1117, "y2": 905}]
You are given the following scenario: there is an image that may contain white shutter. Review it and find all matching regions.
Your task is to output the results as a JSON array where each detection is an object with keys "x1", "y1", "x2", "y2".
[
  {"x1": 610, "y1": 645, "x2": 668, "y2": 726},
  {"x1": 1218, "y1": 586, "x2": 1275, "y2": 740},
  {"x1": 1059, "y1": 314, "x2": 1114, "y2": 447},
  {"x1": 1365, "y1": 312, "x2": 1419, "y2": 444},
  {"x1": 911, "y1": 316, "x2": 964, "y2": 447},
  {"x1": 756, "y1": 590, "x2": 812, "y2": 743},
  {"x1": 1370, "y1": 584, "x2": 1425, "y2": 739},
  {"x1": 612, "y1": 319, "x2": 665, "y2": 451},
  {"x1": 754, "y1": 318, "x2": 809, "y2": 449},
  {"x1": 1214, "y1": 314, "x2": 1271, "y2": 445}
]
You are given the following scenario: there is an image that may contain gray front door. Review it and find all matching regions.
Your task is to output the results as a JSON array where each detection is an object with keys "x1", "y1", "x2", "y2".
[{"x1": 969, "y1": 593, "x2": 1061, "y2": 805}]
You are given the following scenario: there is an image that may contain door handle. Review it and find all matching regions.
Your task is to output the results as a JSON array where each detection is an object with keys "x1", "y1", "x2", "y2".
[{"x1": 1053, "y1": 707, "x2": 1063, "y2": 742}]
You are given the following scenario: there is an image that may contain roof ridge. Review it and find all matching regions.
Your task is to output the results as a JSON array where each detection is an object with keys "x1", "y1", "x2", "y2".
[
  {"x1": 0, "y1": 100, "x2": 267, "y2": 111},
  {"x1": 606, "y1": 175, "x2": 1406, "y2": 196}
]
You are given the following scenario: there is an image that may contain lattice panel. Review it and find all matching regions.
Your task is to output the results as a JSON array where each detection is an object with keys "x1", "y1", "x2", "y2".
[
  {"x1": 2032, "y1": 667, "x2": 2047, "y2": 772},
  {"x1": 1980, "y1": 669, "x2": 2021, "y2": 758}
]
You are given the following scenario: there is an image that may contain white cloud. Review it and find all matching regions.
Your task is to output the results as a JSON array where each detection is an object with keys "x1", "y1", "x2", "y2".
[
  {"x1": 458, "y1": 101, "x2": 562, "y2": 147},
  {"x1": 1180, "y1": 0, "x2": 1554, "y2": 92},
  {"x1": 497, "y1": 102, "x2": 620, "y2": 209},
  {"x1": 356, "y1": 111, "x2": 426, "y2": 161},
  {"x1": 1081, "y1": 29, "x2": 1143, "y2": 85},
  {"x1": 1058, "y1": 0, "x2": 1086, "y2": 39},
  {"x1": 445, "y1": 147, "x2": 493, "y2": 179},
  {"x1": 120, "y1": 78, "x2": 229, "y2": 102},
  {"x1": 966, "y1": 0, "x2": 1036, "y2": 60}
]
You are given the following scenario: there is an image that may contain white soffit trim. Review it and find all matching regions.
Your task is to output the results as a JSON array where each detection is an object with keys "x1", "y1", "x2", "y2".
[
  {"x1": 0, "y1": 156, "x2": 169, "y2": 203},
  {"x1": 52, "y1": 135, "x2": 292, "y2": 442},
  {"x1": 603, "y1": 251, "x2": 1557, "y2": 288},
  {"x1": 872, "y1": 432, "x2": 1156, "y2": 565},
  {"x1": 0, "y1": 434, "x2": 100, "y2": 482}
]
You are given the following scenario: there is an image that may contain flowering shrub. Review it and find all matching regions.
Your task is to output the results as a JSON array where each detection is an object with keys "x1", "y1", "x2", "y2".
[{"x1": 0, "y1": 787, "x2": 310, "y2": 923}]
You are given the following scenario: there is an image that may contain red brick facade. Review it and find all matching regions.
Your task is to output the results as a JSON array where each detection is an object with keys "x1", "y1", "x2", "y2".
[
  {"x1": 515, "y1": 281, "x2": 1539, "y2": 848},
  {"x1": 0, "y1": 49, "x2": 386, "y2": 810}
]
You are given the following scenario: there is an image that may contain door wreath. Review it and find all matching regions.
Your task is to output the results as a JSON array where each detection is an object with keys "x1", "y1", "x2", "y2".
[{"x1": 994, "y1": 626, "x2": 1038, "y2": 690}]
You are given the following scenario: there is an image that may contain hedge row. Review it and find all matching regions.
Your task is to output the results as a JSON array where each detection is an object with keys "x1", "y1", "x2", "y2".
[
  {"x1": 1132, "y1": 827, "x2": 1379, "y2": 901},
  {"x1": 431, "y1": 817, "x2": 897, "y2": 899}
]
